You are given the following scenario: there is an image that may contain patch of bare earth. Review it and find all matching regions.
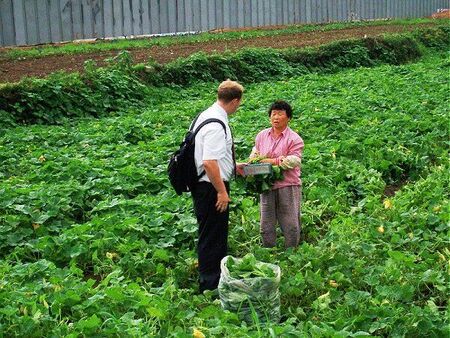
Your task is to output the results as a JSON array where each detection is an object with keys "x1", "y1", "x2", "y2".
[{"x1": 0, "y1": 23, "x2": 438, "y2": 83}]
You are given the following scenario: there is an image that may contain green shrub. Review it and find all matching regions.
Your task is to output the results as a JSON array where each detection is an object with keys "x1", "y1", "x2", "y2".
[
  {"x1": 0, "y1": 52, "x2": 148, "y2": 126},
  {"x1": 0, "y1": 26, "x2": 447, "y2": 127},
  {"x1": 412, "y1": 25, "x2": 450, "y2": 49}
]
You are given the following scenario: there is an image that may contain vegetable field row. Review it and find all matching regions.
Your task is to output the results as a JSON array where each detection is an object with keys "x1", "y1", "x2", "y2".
[{"x1": 0, "y1": 52, "x2": 448, "y2": 336}]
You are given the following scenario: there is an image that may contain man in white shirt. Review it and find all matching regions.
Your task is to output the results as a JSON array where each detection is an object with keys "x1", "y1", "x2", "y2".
[{"x1": 191, "y1": 80, "x2": 244, "y2": 293}]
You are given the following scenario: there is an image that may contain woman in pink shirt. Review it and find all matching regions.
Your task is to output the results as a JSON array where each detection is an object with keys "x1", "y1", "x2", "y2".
[{"x1": 250, "y1": 100, "x2": 304, "y2": 248}]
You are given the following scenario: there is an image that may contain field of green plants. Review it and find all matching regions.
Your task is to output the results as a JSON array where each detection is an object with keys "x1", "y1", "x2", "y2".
[{"x1": 0, "y1": 36, "x2": 449, "y2": 336}]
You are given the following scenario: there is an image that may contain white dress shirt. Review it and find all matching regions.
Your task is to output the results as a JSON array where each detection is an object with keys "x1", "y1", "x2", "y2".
[{"x1": 192, "y1": 102, "x2": 233, "y2": 182}]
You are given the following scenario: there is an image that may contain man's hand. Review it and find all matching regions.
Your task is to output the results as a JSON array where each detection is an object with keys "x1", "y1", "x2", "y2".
[
  {"x1": 216, "y1": 191, "x2": 231, "y2": 213},
  {"x1": 236, "y1": 162, "x2": 247, "y2": 176},
  {"x1": 203, "y1": 159, "x2": 231, "y2": 213}
]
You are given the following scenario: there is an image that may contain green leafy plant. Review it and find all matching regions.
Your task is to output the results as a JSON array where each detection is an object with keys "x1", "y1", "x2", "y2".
[
  {"x1": 0, "y1": 49, "x2": 448, "y2": 337},
  {"x1": 242, "y1": 164, "x2": 284, "y2": 194},
  {"x1": 227, "y1": 253, "x2": 276, "y2": 279}
]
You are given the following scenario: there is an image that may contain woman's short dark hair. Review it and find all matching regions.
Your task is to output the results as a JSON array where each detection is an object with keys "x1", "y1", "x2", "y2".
[{"x1": 268, "y1": 100, "x2": 293, "y2": 118}]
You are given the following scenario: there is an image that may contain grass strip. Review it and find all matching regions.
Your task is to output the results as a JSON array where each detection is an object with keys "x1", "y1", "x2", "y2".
[{"x1": 0, "y1": 18, "x2": 443, "y2": 61}]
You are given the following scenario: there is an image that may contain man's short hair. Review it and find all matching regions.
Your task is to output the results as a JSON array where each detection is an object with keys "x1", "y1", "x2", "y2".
[
  {"x1": 268, "y1": 100, "x2": 293, "y2": 119},
  {"x1": 217, "y1": 80, "x2": 244, "y2": 103}
]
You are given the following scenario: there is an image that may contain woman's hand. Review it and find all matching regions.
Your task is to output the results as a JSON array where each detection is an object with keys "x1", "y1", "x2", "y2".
[{"x1": 259, "y1": 157, "x2": 285, "y2": 166}]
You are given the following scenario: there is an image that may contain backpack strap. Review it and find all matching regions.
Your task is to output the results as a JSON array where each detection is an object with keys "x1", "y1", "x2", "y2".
[
  {"x1": 193, "y1": 118, "x2": 227, "y2": 137},
  {"x1": 189, "y1": 112, "x2": 203, "y2": 131},
  {"x1": 192, "y1": 118, "x2": 228, "y2": 180}
]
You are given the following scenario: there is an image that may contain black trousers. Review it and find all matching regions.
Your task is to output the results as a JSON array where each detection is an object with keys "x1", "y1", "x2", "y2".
[{"x1": 191, "y1": 181, "x2": 229, "y2": 292}]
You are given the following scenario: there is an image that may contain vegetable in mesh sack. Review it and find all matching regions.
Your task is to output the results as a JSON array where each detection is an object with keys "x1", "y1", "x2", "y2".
[{"x1": 218, "y1": 254, "x2": 281, "y2": 323}]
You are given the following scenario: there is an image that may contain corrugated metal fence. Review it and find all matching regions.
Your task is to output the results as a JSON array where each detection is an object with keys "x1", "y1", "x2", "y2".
[{"x1": 0, "y1": 0, "x2": 448, "y2": 47}]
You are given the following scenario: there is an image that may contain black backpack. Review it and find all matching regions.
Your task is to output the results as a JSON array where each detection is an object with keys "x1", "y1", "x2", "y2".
[{"x1": 168, "y1": 113, "x2": 227, "y2": 195}]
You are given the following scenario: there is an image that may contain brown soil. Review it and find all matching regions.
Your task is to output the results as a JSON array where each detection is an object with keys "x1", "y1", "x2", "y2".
[
  {"x1": 0, "y1": 23, "x2": 438, "y2": 83},
  {"x1": 430, "y1": 9, "x2": 450, "y2": 19},
  {"x1": 383, "y1": 181, "x2": 408, "y2": 197}
]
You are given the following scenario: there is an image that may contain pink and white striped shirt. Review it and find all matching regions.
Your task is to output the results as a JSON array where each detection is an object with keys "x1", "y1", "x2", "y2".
[{"x1": 252, "y1": 127, "x2": 304, "y2": 190}]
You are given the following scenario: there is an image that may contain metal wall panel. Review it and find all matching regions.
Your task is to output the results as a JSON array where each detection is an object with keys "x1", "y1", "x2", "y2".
[
  {"x1": 289, "y1": 0, "x2": 295, "y2": 23},
  {"x1": 293, "y1": 0, "x2": 299, "y2": 22},
  {"x1": 71, "y1": 0, "x2": 83, "y2": 39},
  {"x1": 37, "y1": 0, "x2": 50, "y2": 43},
  {"x1": 191, "y1": 0, "x2": 200, "y2": 31},
  {"x1": 12, "y1": 0, "x2": 26, "y2": 45},
  {"x1": 250, "y1": 0, "x2": 257, "y2": 26},
  {"x1": 176, "y1": 0, "x2": 184, "y2": 31},
  {"x1": 236, "y1": 0, "x2": 244, "y2": 27},
  {"x1": 222, "y1": 0, "x2": 229, "y2": 28},
  {"x1": 242, "y1": 0, "x2": 250, "y2": 26},
  {"x1": 283, "y1": 0, "x2": 289, "y2": 24},
  {"x1": 316, "y1": 0, "x2": 323, "y2": 22},
  {"x1": 112, "y1": 0, "x2": 123, "y2": 36},
  {"x1": 257, "y1": 0, "x2": 264, "y2": 27},
  {"x1": 206, "y1": 0, "x2": 214, "y2": 29},
  {"x1": 141, "y1": 0, "x2": 151, "y2": 33},
  {"x1": 344, "y1": 0, "x2": 349, "y2": 21},
  {"x1": 322, "y1": 0, "x2": 329, "y2": 22},
  {"x1": 103, "y1": 0, "x2": 113, "y2": 37},
  {"x1": 167, "y1": 0, "x2": 177, "y2": 32},
  {"x1": 60, "y1": 0, "x2": 72, "y2": 42},
  {"x1": 25, "y1": 0, "x2": 39, "y2": 44},
  {"x1": 328, "y1": 0, "x2": 335, "y2": 22},
  {"x1": 0, "y1": 0, "x2": 14, "y2": 45},
  {"x1": 311, "y1": 0, "x2": 318, "y2": 23},
  {"x1": 199, "y1": 0, "x2": 206, "y2": 30},
  {"x1": 305, "y1": 0, "x2": 312, "y2": 23},
  {"x1": 299, "y1": 0, "x2": 305, "y2": 23},
  {"x1": 184, "y1": 0, "x2": 192, "y2": 30},
  {"x1": 276, "y1": 0, "x2": 282, "y2": 24},
  {"x1": 269, "y1": 0, "x2": 276, "y2": 25},
  {"x1": 82, "y1": 0, "x2": 94, "y2": 38},
  {"x1": 1, "y1": 0, "x2": 449, "y2": 46},
  {"x1": 228, "y1": 0, "x2": 237, "y2": 28},
  {"x1": 92, "y1": 0, "x2": 104, "y2": 38},
  {"x1": 159, "y1": 0, "x2": 168, "y2": 33},
  {"x1": 217, "y1": 0, "x2": 224, "y2": 28},
  {"x1": 420, "y1": 0, "x2": 426, "y2": 17},
  {"x1": 130, "y1": 0, "x2": 141, "y2": 36},
  {"x1": 0, "y1": 6, "x2": 3, "y2": 46}
]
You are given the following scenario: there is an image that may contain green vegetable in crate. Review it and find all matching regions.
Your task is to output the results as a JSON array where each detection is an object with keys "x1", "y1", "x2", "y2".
[
  {"x1": 240, "y1": 157, "x2": 284, "y2": 194},
  {"x1": 247, "y1": 155, "x2": 268, "y2": 164}
]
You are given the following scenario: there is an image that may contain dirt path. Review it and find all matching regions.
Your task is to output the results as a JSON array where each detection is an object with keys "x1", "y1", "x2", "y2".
[{"x1": 0, "y1": 23, "x2": 437, "y2": 83}]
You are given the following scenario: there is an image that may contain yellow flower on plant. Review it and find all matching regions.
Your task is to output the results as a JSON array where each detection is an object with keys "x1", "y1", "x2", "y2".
[
  {"x1": 106, "y1": 252, "x2": 118, "y2": 259},
  {"x1": 39, "y1": 155, "x2": 46, "y2": 162},
  {"x1": 377, "y1": 226, "x2": 385, "y2": 234},
  {"x1": 383, "y1": 199, "x2": 393, "y2": 209},
  {"x1": 193, "y1": 328, "x2": 205, "y2": 338},
  {"x1": 329, "y1": 280, "x2": 339, "y2": 288}
]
